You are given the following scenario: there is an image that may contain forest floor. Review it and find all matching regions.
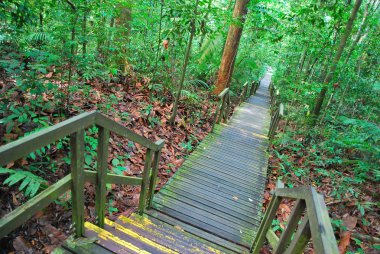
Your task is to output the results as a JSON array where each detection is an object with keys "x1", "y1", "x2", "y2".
[
  {"x1": 264, "y1": 121, "x2": 380, "y2": 254},
  {"x1": 0, "y1": 70, "x2": 221, "y2": 253}
]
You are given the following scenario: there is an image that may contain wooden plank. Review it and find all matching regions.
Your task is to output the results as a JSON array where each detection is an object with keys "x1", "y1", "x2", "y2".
[
  {"x1": 154, "y1": 192, "x2": 255, "y2": 228},
  {"x1": 152, "y1": 203, "x2": 251, "y2": 246},
  {"x1": 84, "y1": 170, "x2": 143, "y2": 186},
  {"x1": 173, "y1": 169, "x2": 265, "y2": 201},
  {"x1": 274, "y1": 199, "x2": 306, "y2": 253},
  {"x1": 199, "y1": 135, "x2": 267, "y2": 151},
  {"x1": 95, "y1": 113, "x2": 160, "y2": 151},
  {"x1": 158, "y1": 188, "x2": 257, "y2": 223},
  {"x1": 138, "y1": 148, "x2": 153, "y2": 215},
  {"x1": 104, "y1": 219, "x2": 176, "y2": 254},
  {"x1": 0, "y1": 111, "x2": 96, "y2": 166},
  {"x1": 145, "y1": 210, "x2": 249, "y2": 253},
  {"x1": 191, "y1": 146, "x2": 268, "y2": 166},
  {"x1": 71, "y1": 130, "x2": 85, "y2": 237},
  {"x1": 180, "y1": 160, "x2": 266, "y2": 186},
  {"x1": 177, "y1": 165, "x2": 263, "y2": 193},
  {"x1": 0, "y1": 175, "x2": 72, "y2": 238},
  {"x1": 95, "y1": 126, "x2": 109, "y2": 228},
  {"x1": 160, "y1": 176, "x2": 262, "y2": 210},
  {"x1": 153, "y1": 198, "x2": 254, "y2": 236},
  {"x1": 158, "y1": 184, "x2": 261, "y2": 216},
  {"x1": 189, "y1": 153, "x2": 268, "y2": 176},
  {"x1": 117, "y1": 215, "x2": 232, "y2": 254},
  {"x1": 84, "y1": 222, "x2": 149, "y2": 254}
]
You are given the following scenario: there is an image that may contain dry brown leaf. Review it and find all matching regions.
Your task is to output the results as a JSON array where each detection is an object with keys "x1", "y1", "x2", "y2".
[
  {"x1": 338, "y1": 231, "x2": 351, "y2": 254},
  {"x1": 342, "y1": 214, "x2": 357, "y2": 232}
]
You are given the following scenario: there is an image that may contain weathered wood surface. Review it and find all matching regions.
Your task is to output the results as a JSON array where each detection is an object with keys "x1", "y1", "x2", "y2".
[
  {"x1": 84, "y1": 214, "x2": 235, "y2": 254},
  {"x1": 152, "y1": 73, "x2": 272, "y2": 249}
]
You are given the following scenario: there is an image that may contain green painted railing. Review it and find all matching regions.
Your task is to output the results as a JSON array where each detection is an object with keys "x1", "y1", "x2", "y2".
[
  {"x1": 268, "y1": 83, "x2": 284, "y2": 140},
  {"x1": 250, "y1": 184, "x2": 339, "y2": 254},
  {"x1": 211, "y1": 80, "x2": 259, "y2": 132},
  {"x1": 0, "y1": 111, "x2": 164, "y2": 238}
]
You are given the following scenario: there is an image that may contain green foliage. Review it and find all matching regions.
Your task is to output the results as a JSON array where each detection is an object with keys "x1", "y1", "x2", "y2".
[{"x1": 0, "y1": 167, "x2": 46, "y2": 198}]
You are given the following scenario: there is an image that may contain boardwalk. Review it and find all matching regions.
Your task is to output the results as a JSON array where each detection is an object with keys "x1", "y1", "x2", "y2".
[
  {"x1": 149, "y1": 73, "x2": 272, "y2": 250},
  {"x1": 78, "y1": 74, "x2": 273, "y2": 253}
]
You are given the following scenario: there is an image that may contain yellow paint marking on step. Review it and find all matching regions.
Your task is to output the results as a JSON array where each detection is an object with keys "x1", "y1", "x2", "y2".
[
  {"x1": 119, "y1": 216, "x2": 224, "y2": 254},
  {"x1": 118, "y1": 215, "x2": 176, "y2": 242},
  {"x1": 84, "y1": 222, "x2": 150, "y2": 254},
  {"x1": 105, "y1": 218, "x2": 179, "y2": 254},
  {"x1": 251, "y1": 133, "x2": 268, "y2": 139},
  {"x1": 219, "y1": 123, "x2": 269, "y2": 140}
]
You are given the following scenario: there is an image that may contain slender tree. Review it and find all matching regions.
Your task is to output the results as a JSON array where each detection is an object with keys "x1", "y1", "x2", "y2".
[
  {"x1": 311, "y1": 0, "x2": 363, "y2": 124},
  {"x1": 214, "y1": 0, "x2": 249, "y2": 95},
  {"x1": 169, "y1": 0, "x2": 200, "y2": 124}
]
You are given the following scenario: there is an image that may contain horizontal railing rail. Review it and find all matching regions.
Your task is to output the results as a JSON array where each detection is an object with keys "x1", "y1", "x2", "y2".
[
  {"x1": 250, "y1": 185, "x2": 339, "y2": 254},
  {"x1": 0, "y1": 111, "x2": 164, "y2": 238}
]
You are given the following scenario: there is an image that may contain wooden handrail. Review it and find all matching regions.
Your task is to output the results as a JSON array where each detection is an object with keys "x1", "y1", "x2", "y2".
[
  {"x1": 238, "y1": 82, "x2": 249, "y2": 105},
  {"x1": 269, "y1": 103, "x2": 284, "y2": 140},
  {"x1": 250, "y1": 186, "x2": 339, "y2": 254},
  {"x1": 0, "y1": 111, "x2": 164, "y2": 238},
  {"x1": 211, "y1": 88, "x2": 231, "y2": 132}
]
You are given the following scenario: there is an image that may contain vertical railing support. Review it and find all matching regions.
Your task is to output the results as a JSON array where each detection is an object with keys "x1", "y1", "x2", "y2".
[
  {"x1": 251, "y1": 195, "x2": 282, "y2": 254},
  {"x1": 70, "y1": 129, "x2": 85, "y2": 237},
  {"x1": 147, "y1": 140, "x2": 164, "y2": 209},
  {"x1": 138, "y1": 148, "x2": 153, "y2": 215},
  {"x1": 217, "y1": 94, "x2": 227, "y2": 123},
  {"x1": 95, "y1": 126, "x2": 110, "y2": 228},
  {"x1": 249, "y1": 81, "x2": 256, "y2": 96},
  {"x1": 223, "y1": 92, "x2": 231, "y2": 123}
]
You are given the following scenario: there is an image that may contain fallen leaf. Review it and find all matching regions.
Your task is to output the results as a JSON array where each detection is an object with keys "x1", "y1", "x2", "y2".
[
  {"x1": 342, "y1": 214, "x2": 357, "y2": 232},
  {"x1": 13, "y1": 236, "x2": 33, "y2": 254},
  {"x1": 338, "y1": 231, "x2": 351, "y2": 254}
]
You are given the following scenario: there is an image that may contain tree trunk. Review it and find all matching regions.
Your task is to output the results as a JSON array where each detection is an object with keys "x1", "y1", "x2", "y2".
[
  {"x1": 115, "y1": 3, "x2": 132, "y2": 74},
  {"x1": 344, "y1": 0, "x2": 378, "y2": 63},
  {"x1": 213, "y1": 0, "x2": 250, "y2": 95},
  {"x1": 169, "y1": 0, "x2": 200, "y2": 124},
  {"x1": 312, "y1": 0, "x2": 363, "y2": 124}
]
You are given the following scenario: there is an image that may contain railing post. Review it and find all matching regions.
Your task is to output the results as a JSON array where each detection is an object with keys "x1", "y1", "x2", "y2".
[
  {"x1": 269, "y1": 103, "x2": 284, "y2": 140},
  {"x1": 95, "y1": 126, "x2": 110, "y2": 228},
  {"x1": 217, "y1": 94, "x2": 227, "y2": 123},
  {"x1": 70, "y1": 129, "x2": 85, "y2": 237},
  {"x1": 274, "y1": 199, "x2": 306, "y2": 253},
  {"x1": 223, "y1": 92, "x2": 230, "y2": 123},
  {"x1": 251, "y1": 195, "x2": 282, "y2": 254},
  {"x1": 138, "y1": 148, "x2": 153, "y2": 215},
  {"x1": 283, "y1": 215, "x2": 311, "y2": 254},
  {"x1": 147, "y1": 142, "x2": 164, "y2": 209},
  {"x1": 211, "y1": 101, "x2": 222, "y2": 133}
]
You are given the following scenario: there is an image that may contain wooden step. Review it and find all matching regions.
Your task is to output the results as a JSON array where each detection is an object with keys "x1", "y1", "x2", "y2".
[
  {"x1": 145, "y1": 210, "x2": 250, "y2": 253},
  {"x1": 82, "y1": 215, "x2": 239, "y2": 254}
]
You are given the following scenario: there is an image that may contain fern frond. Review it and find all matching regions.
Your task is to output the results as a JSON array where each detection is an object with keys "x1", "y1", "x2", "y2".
[{"x1": 0, "y1": 167, "x2": 45, "y2": 197}]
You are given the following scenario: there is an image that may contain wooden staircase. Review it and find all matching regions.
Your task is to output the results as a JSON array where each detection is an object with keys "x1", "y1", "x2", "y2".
[{"x1": 1, "y1": 70, "x2": 339, "y2": 254}]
